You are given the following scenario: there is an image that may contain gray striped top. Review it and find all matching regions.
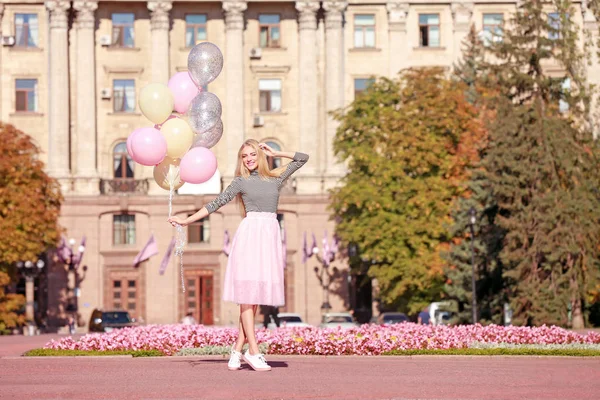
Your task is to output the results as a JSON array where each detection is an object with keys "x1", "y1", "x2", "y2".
[{"x1": 205, "y1": 152, "x2": 309, "y2": 214}]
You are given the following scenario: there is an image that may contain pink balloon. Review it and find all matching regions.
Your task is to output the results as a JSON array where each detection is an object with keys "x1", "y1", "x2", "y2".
[
  {"x1": 126, "y1": 129, "x2": 140, "y2": 158},
  {"x1": 168, "y1": 72, "x2": 201, "y2": 114},
  {"x1": 130, "y1": 127, "x2": 167, "y2": 166},
  {"x1": 180, "y1": 147, "x2": 217, "y2": 184}
]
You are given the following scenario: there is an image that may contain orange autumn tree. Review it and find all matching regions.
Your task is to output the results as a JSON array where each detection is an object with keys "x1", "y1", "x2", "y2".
[
  {"x1": 0, "y1": 123, "x2": 63, "y2": 329},
  {"x1": 330, "y1": 68, "x2": 487, "y2": 313}
]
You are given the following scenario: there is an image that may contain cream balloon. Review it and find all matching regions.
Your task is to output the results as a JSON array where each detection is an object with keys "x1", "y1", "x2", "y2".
[
  {"x1": 161, "y1": 118, "x2": 194, "y2": 158},
  {"x1": 153, "y1": 157, "x2": 185, "y2": 191},
  {"x1": 139, "y1": 83, "x2": 174, "y2": 124}
]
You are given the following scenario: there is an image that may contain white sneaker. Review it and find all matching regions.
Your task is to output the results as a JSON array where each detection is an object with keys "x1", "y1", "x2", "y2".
[
  {"x1": 243, "y1": 350, "x2": 271, "y2": 371},
  {"x1": 228, "y1": 348, "x2": 242, "y2": 371}
]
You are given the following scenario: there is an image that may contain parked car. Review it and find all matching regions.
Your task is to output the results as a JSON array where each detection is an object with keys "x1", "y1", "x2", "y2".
[
  {"x1": 277, "y1": 312, "x2": 311, "y2": 328},
  {"x1": 377, "y1": 312, "x2": 409, "y2": 325},
  {"x1": 260, "y1": 312, "x2": 311, "y2": 329},
  {"x1": 88, "y1": 309, "x2": 137, "y2": 333},
  {"x1": 319, "y1": 312, "x2": 359, "y2": 329}
]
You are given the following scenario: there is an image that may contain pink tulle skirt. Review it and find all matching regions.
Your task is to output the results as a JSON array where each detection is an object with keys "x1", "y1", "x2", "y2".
[{"x1": 222, "y1": 212, "x2": 285, "y2": 306}]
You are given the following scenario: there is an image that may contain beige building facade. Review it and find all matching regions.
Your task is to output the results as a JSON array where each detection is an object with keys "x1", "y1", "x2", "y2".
[{"x1": 0, "y1": 0, "x2": 598, "y2": 331}]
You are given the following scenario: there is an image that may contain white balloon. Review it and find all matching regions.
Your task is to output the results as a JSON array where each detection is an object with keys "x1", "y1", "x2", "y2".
[
  {"x1": 187, "y1": 42, "x2": 224, "y2": 88},
  {"x1": 186, "y1": 92, "x2": 222, "y2": 134}
]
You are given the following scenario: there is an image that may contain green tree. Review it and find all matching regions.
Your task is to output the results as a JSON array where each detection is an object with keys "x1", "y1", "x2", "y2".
[
  {"x1": 0, "y1": 123, "x2": 63, "y2": 272},
  {"x1": 480, "y1": 0, "x2": 600, "y2": 328},
  {"x1": 445, "y1": 25, "x2": 507, "y2": 325},
  {"x1": 330, "y1": 68, "x2": 485, "y2": 313}
]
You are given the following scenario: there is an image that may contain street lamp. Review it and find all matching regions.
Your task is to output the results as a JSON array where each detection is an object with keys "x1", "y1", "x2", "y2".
[
  {"x1": 17, "y1": 258, "x2": 45, "y2": 330},
  {"x1": 311, "y1": 233, "x2": 338, "y2": 314},
  {"x1": 468, "y1": 207, "x2": 478, "y2": 324},
  {"x1": 56, "y1": 237, "x2": 87, "y2": 328}
]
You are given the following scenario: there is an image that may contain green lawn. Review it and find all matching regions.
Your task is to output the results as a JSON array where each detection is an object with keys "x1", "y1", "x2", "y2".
[{"x1": 23, "y1": 349, "x2": 164, "y2": 357}]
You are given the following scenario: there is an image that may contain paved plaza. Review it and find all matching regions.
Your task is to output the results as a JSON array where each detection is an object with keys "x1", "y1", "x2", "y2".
[{"x1": 1, "y1": 335, "x2": 600, "y2": 400}]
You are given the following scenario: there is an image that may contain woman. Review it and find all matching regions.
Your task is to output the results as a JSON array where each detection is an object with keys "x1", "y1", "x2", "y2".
[{"x1": 168, "y1": 140, "x2": 309, "y2": 371}]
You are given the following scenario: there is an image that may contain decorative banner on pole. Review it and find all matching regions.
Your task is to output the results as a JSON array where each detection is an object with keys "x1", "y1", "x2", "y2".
[
  {"x1": 133, "y1": 234, "x2": 159, "y2": 267},
  {"x1": 223, "y1": 230, "x2": 231, "y2": 256},
  {"x1": 159, "y1": 237, "x2": 176, "y2": 275},
  {"x1": 302, "y1": 231, "x2": 310, "y2": 264}
]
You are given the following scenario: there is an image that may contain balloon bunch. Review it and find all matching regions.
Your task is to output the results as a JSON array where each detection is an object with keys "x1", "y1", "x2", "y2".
[
  {"x1": 126, "y1": 42, "x2": 225, "y2": 292},
  {"x1": 127, "y1": 42, "x2": 224, "y2": 195}
]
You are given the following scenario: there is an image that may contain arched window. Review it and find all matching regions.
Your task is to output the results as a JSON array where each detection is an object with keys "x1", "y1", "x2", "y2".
[
  {"x1": 265, "y1": 140, "x2": 282, "y2": 169},
  {"x1": 113, "y1": 142, "x2": 134, "y2": 178}
]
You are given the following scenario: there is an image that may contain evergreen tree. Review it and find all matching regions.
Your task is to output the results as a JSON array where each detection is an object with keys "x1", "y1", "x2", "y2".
[
  {"x1": 446, "y1": 26, "x2": 506, "y2": 324},
  {"x1": 480, "y1": 0, "x2": 600, "y2": 328}
]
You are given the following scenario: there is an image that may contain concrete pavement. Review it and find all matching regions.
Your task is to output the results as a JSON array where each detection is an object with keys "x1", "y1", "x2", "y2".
[
  {"x1": 1, "y1": 355, "x2": 599, "y2": 399},
  {"x1": 1, "y1": 335, "x2": 599, "y2": 399}
]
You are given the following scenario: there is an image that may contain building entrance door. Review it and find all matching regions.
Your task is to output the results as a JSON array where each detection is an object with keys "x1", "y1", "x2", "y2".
[{"x1": 184, "y1": 270, "x2": 214, "y2": 325}]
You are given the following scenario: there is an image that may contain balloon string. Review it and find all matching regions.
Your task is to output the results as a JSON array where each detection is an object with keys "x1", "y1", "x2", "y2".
[{"x1": 168, "y1": 178, "x2": 186, "y2": 293}]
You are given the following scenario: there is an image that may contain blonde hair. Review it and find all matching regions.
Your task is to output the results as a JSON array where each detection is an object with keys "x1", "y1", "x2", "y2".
[{"x1": 234, "y1": 139, "x2": 287, "y2": 216}]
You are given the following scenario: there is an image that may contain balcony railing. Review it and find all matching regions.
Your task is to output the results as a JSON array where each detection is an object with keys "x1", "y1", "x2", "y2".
[{"x1": 100, "y1": 178, "x2": 149, "y2": 195}]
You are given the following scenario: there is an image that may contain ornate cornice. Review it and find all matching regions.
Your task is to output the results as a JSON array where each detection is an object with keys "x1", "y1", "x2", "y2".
[
  {"x1": 148, "y1": 1, "x2": 172, "y2": 31},
  {"x1": 223, "y1": 1, "x2": 247, "y2": 31},
  {"x1": 73, "y1": 1, "x2": 98, "y2": 30},
  {"x1": 45, "y1": 0, "x2": 71, "y2": 30},
  {"x1": 451, "y1": 2, "x2": 474, "y2": 32},
  {"x1": 386, "y1": 1, "x2": 409, "y2": 32},
  {"x1": 296, "y1": 1, "x2": 320, "y2": 31},
  {"x1": 323, "y1": 1, "x2": 347, "y2": 30}
]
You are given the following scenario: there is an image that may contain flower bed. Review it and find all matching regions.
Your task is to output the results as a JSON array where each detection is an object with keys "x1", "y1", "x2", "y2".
[{"x1": 44, "y1": 323, "x2": 600, "y2": 356}]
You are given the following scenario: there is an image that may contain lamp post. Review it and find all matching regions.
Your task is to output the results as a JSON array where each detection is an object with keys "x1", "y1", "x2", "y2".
[
  {"x1": 311, "y1": 233, "x2": 338, "y2": 314},
  {"x1": 468, "y1": 207, "x2": 478, "y2": 324},
  {"x1": 56, "y1": 237, "x2": 87, "y2": 327},
  {"x1": 17, "y1": 258, "x2": 45, "y2": 330}
]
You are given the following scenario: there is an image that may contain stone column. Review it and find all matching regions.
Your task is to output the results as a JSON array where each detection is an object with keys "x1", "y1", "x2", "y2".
[
  {"x1": 148, "y1": 1, "x2": 172, "y2": 84},
  {"x1": 73, "y1": 1, "x2": 99, "y2": 194},
  {"x1": 295, "y1": 1, "x2": 320, "y2": 192},
  {"x1": 322, "y1": 1, "x2": 347, "y2": 185},
  {"x1": 451, "y1": 2, "x2": 474, "y2": 64},
  {"x1": 45, "y1": 1, "x2": 72, "y2": 191},
  {"x1": 583, "y1": 0, "x2": 600, "y2": 139},
  {"x1": 222, "y1": 1, "x2": 247, "y2": 182},
  {"x1": 386, "y1": 1, "x2": 409, "y2": 77}
]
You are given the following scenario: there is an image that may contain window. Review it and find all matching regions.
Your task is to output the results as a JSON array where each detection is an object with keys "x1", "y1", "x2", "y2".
[
  {"x1": 559, "y1": 78, "x2": 570, "y2": 113},
  {"x1": 113, "y1": 79, "x2": 135, "y2": 113},
  {"x1": 548, "y1": 12, "x2": 561, "y2": 40},
  {"x1": 259, "y1": 14, "x2": 280, "y2": 48},
  {"x1": 15, "y1": 14, "x2": 38, "y2": 47},
  {"x1": 113, "y1": 214, "x2": 135, "y2": 245},
  {"x1": 185, "y1": 14, "x2": 207, "y2": 47},
  {"x1": 188, "y1": 215, "x2": 210, "y2": 244},
  {"x1": 112, "y1": 13, "x2": 135, "y2": 47},
  {"x1": 259, "y1": 79, "x2": 282, "y2": 112},
  {"x1": 265, "y1": 141, "x2": 282, "y2": 169},
  {"x1": 354, "y1": 78, "x2": 375, "y2": 98},
  {"x1": 482, "y1": 14, "x2": 503, "y2": 44},
  {"x1": 114, "y1": 142, "x2": 134, "y2": 178},
  {"x1": 354, "y1": 15, "x2": 375, "y2": 48},
  {"x1": 419, "y1": 14, "x2": 440, "y2": 47},
  {"x1": 16, "y1": 79, "x2": 38, "y2": 112}
]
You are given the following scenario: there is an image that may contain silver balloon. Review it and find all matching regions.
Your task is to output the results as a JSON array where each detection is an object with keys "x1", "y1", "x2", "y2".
[
  {"x1": 192, "y1": 119, "x2": 223, "y2": 149},
  {"x1": 186, "y1": 92, "x2": 222, "y2": 134},
  {"x1": 187, "y1": 42, "x2": 224, "y2": 88}
]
